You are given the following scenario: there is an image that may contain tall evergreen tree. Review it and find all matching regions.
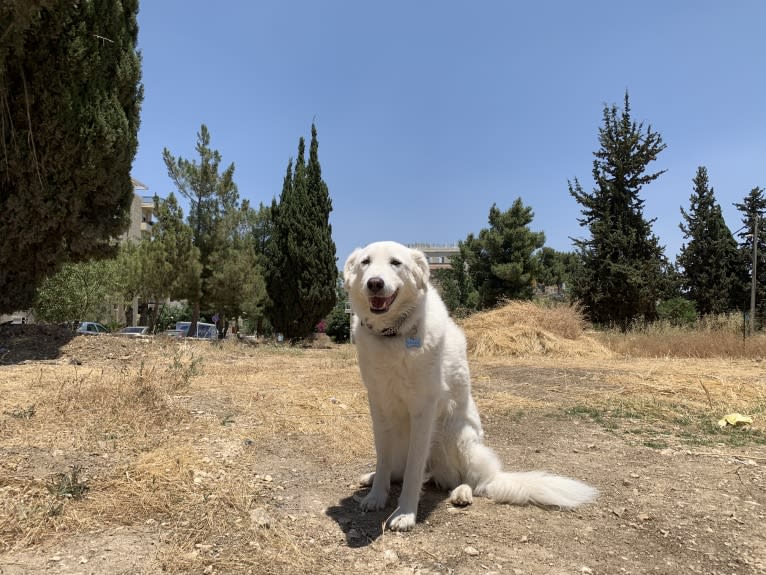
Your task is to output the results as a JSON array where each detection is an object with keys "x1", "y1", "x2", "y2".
[
  {"x1": 0, "y1": 0, "x2": 142, "y2": 312},
  {"x1": 163, "y1": 125, "x2": 240, "y2": 336},
  {"x1": 460, "y1": 198, "x2": 545, "y2": 309},
  {"x1": 569, "y1": 93, "x2": 668, "y2": 328},
  {"x1": 304, "y1": 124, "x2": 338, "y2": 321},
  {"x1": 265, "y1": 124, "x2": 337, "y2": 339},
  {"x1": 734, "y1": 187, "x2": 766, "y2": 327},
  {"x1": 677, "y1": 167, "x2": 742, "y2": 314}
]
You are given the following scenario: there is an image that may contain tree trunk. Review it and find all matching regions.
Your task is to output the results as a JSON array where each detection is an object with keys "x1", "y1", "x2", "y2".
[{"x1": 189, "y1": 300, "x2": 200, "y2": 337}]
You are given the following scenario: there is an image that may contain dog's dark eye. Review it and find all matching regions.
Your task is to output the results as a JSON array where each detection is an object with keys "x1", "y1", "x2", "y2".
[
  {"x1": 390, "y1": 258, "x2": 401, "y2": 267},
  {"x1": 361, "y1": 257, "x2": 370, "y2": 266}
]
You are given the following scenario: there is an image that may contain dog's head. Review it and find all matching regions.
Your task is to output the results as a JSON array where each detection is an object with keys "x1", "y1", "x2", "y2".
[{"x1": 343, "y1": 241, "x2": 429, "y2": 327}]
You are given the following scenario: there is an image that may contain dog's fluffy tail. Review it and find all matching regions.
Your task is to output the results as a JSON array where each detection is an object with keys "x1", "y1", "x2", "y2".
[
  {"x1": 465, "y1": 441, "x2": 597, "y2": 509},
  {"x1": 480, "y1": 471, "x2": 598, "y2": 509}
]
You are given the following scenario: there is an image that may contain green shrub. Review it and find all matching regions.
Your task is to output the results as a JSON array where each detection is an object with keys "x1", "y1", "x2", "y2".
[
  {"x1": 656, "y1": 297, "x2": 697, "y2": 327},
  {"x1": 325, "y1": 302, "x2": 351, "y2": 343},
  {"x1": 156, "y1": 302, "x2": 191, "y2": 332}
]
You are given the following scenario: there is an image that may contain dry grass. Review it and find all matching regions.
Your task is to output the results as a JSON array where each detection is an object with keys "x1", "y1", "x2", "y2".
[
  {"x1": 461, "y1": 300, "x2": 610, "y2": 358},
  {"x1": 0, "y1": 345, "x2": 192, "y2": 552},
  {"x1": 600, "y1": 330, "x2": 766, "y2": 359},
  {"x1": 461, "y1": 302, "x2": 765, "y2": 444},
  {"x1": 597, "y1": 314, "x2": 766, "y2": 359},
  {"x1": 0, "y1": 337, "x2": 374, "y2": 572},
  {"x1": 1, "y1": 310, "x2": 765, "y2": 572},
  {"x1": 462, "y1": 301, "x2": 766, "y2": 360}
]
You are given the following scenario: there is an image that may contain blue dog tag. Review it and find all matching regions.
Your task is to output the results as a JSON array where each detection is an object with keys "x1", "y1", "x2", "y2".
[{"x1": 406, "y1": 336, "x2": 421, "y2": 349}]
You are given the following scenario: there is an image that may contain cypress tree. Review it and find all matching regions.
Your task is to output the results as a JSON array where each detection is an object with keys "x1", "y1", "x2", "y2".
[
  {"x1": 265, "y1": 124, "x2": 337, "y2": 339},
  {"x1": 677, "y1": 167, "x2": 741, "y2": 314},
  {"x1": 569, "y1": 93, "x2": 668, "y2": 329},
  {"x1": 304, "y1": 124, "x2": 338, "y2": 325},
  {"x1": 0, "y1": 0, "x2": 142, "y2": 313}
]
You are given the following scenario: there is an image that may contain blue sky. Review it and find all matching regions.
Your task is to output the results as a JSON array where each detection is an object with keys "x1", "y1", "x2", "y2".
[{"x1": 132, "y1": 1, "x2": 766, "y2": 265}]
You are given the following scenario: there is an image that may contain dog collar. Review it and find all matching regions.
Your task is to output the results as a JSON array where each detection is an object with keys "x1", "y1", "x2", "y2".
[
  {"x1": 365, "y1": 308, "x2": 408, "y2": 336},
  {"x1": 365, "y1": 320, "x2": 421, "y2": 348},
  {"x1": 367, "y1": 319, "x2": 407, "y2": 337},
  {"x1": 365, "y1": 313, "x2": 412, "y2": 337}
]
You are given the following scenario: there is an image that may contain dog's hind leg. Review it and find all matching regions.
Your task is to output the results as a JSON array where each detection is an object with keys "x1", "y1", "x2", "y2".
[{"x1": 448, "y1": 484, "x2": 474, "y2": 506}]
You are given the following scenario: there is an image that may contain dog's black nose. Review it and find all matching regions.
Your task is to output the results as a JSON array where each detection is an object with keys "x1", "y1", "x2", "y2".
[{"x1": 367, "y1": 277, "x2": 385, "y2": 293}]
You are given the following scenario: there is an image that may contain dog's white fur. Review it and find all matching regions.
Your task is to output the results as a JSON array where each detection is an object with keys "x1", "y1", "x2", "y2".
[{"x1": 344, "y1": 241, "x2": 597, "y2": 531}]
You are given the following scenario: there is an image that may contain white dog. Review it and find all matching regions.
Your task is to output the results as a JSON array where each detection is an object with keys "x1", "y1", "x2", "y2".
[{"x1": 343, "y1": 241, "x2": 597, "y2": 531}]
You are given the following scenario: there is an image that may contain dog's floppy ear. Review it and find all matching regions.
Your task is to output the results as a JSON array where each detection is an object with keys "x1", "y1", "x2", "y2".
[
  {"x1": 409, "y1": 248, "x2": 430, "y2": 291},
  {"x1": 343, "y1": 248, "x2": 362, "y2": 290}
]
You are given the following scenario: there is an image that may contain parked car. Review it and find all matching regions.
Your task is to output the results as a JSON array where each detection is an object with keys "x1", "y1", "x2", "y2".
[
  {"x1": 162, "y1": 329, "x2": 186, "y2": 338},
  {"x1": 113, "y1": 326, "x2": 151, "y2": 338},
  {"x1": 76, "y1": 321, "x2": 110, "y2": 335},
  {"x1": 173, "y1": 321, "x2": 218, "y2": 339}
]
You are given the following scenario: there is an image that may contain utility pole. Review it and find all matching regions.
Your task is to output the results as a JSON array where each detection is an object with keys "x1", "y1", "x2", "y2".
[{"x1": 750, "y1": 213, "x2": 759, "y2": 335}]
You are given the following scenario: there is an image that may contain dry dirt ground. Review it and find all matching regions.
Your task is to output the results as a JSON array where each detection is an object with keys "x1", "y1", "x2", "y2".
[{"x1": 0, "y1": 326, "x2": 764, "y2": 574}]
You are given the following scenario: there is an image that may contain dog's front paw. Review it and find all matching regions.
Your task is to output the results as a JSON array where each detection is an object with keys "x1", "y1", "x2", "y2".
[
  {"x1": 387, "y1": 510, "x2": 416, "y2": 532},
  {"x1": 360, "y1": 490, "x2": 388, "y2": 511}
]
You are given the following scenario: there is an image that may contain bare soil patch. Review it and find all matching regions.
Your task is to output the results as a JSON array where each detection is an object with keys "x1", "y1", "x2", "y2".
[{"x1": 1, "y1": 329, "x2": 765, "y2": 574}]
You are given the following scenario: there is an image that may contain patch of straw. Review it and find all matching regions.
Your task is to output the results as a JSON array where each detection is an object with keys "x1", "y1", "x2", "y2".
[{"x1": 461, "y1": 301, "x2": 610, "y2": 358}]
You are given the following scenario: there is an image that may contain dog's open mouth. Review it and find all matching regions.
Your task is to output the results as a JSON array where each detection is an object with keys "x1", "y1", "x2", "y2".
[{"x1": 369, "y1": 291, "x2": 398, "y2": 314}]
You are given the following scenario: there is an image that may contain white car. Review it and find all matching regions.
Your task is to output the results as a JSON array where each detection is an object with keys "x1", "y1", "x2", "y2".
[
  {"x1": 174, "y1": 321, "x2": 218, "y2": 339},
  {"x1": 114, "y1": 326, "x2": 151, "y2": 337},
  {"x1": 76, "y1": 321, "x2": 110, "y2": 335}
]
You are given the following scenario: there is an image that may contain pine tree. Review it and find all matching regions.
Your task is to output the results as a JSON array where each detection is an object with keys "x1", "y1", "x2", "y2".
[
  {"x1": 461, "y1": 198, "x2": 545, "y2": 309},
  {"x1": 535, "y1": 248, "x2": 579, "y2": 295},
  {"x1": 150, "y1": 193, "x2": 201, "y2": 304},
  {"x1": 265, "y1": 124, "x2": 337, "y2": 339},
  {"x1": 734, "y1": 187, "x2": 766, "y2": 328},
  {"x1": 677, "y1": 167, "x2": 741, "y2": 315},
  {"x1": 163, "y1": 125, "x2": 240, "y2": 336},
  {"x1": 206, "y1": 200, "x2": 268, "y2": 334},
  {"x1": 115, "y1": 193, "x2": 202, "y2": 331},
  {"x1": 569, "y1": 93, "x2": 668, "y2": 328},
  {"x1": 0, "y1": 0, "x2": 142, "y2": 312}
]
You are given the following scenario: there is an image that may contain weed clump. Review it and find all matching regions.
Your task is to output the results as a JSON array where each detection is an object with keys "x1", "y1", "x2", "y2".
[{"x1": 46, "y1": 465, "x2": 89, "y2": 500}]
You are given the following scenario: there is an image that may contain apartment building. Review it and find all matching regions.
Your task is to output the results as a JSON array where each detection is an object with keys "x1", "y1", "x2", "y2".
[
  {"x1": 407, "y1": 243, "x2": 460, "y2": 271},
  {"x1": 121, "y1": 178, "x2": 155, "y2": 242}
]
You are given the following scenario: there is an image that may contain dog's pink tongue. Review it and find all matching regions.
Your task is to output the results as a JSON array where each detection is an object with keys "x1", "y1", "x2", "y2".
[{"x1": 370, "y1": 297, "x2": 388, "y2": 310}]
